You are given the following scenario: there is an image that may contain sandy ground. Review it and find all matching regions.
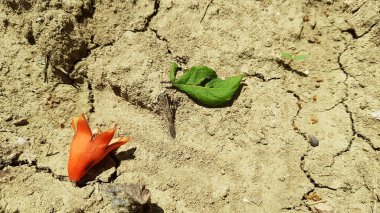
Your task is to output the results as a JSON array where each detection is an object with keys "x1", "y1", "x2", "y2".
[{"x1": 0, "y1": 0, "x2": 380, "y2": 212}]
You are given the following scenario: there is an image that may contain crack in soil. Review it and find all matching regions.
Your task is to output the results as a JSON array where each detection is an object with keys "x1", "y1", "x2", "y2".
[
  {"x1": 6, "y1": 156, "x2": 68, "y2": 181},
  {"x1": 245, "y1": 73, "x2": 282, "y2": 82},
  {"x1": 341, "y1": 20, "x2": 380, "y2": 40},
  {"x1": 285, "y1": 89, "x2": 330, "y2": 208},
  {"x1": 132, "y1": 0, "x2": 160, "y2": 33},
  {"x1": 87, "y1": 80, "x2": 95, "y2": 113},
  {"x1": 329, "y1": 103, "x2": 355, "y2": 166},
  {"x1": 300, "y1": 154, "x2": 337, "y2": 191},
  {"x1": 87, "y1": 0, "x2": 160, "y2": 51},
  {"x1": 327, "y1": 44, "x2": 356, "y2": 165},
  {"x1": 35, "y1": 165, "x2": 67, "y2": 181},
  {"x1": 357, "y1": 133, "x2": 380, "y2": 151},
  {"x1": 150, "y1": 28, "x2": 173, "y2": 57},
  {"x1": 288, "y1": 87, "x2": 348, "y2": 206},
  {"x1": 338, "y1": 45, "x2": 350, "y2": 81},
  {"x1": 287, "y1": 90, "x2": 308, "y2": 140},
  {"x1": 318, "y1": 98, "x2": 346, "y2": 112}
]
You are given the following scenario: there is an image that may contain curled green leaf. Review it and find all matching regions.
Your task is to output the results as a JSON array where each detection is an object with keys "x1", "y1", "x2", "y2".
[
  {"x1": 170, "y1": 63, "x2": 243, "y2": 107},
  {"x1": 293, "y1": 55, "x2": 308, "y2": 61},
  {"x1": 281, "y1": 52, "x2": 293, "y2": 60}
]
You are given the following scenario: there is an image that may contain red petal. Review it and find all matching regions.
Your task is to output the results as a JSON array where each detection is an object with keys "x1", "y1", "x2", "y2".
[
  {"x1": 91, "y1": 128, "x2": 116, "y2": 148},
  {"x1": 71, "y1": 114, "x2": 92, "y2": 141}
]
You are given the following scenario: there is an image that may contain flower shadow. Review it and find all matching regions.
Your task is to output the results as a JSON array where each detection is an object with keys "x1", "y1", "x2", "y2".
[{"x1": 76, "y1": 147, "x2": 136, "y2": 185}]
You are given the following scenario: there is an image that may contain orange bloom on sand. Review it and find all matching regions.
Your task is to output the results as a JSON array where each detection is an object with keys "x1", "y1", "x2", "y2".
[{"x1": 68, "y1": 114, "x2": 129, "y2": 182}]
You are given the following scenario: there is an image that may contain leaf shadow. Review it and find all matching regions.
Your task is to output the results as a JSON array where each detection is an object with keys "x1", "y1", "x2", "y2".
[{"x1": 275, "y1": 59, "x2": 307, "y2": 77}]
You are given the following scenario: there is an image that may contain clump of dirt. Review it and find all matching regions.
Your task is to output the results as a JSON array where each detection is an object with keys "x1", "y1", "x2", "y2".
[
  {"x1": 103, "y1": 183, "x2": 151, "y2": 212},
  {"x1": 31, "y1": 10, "x2": 88, "y2": 72}
]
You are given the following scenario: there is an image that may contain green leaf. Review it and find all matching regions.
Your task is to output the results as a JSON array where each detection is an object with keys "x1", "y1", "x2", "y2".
[
  {"x1": 281, "y1": 52, "x2": 293, "y2": 60},
  {"x1": 169, "y1": 62, "x2": 179, "y2": 83},
  {"x1": 293, "y1": 55, "x2": 307, "y2": 61},
  {"x1": 170, "y1": 63, "x2": 243, "y2": 106}
]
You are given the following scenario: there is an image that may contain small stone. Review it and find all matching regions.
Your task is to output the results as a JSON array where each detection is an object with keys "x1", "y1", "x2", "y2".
[
  {"x1": 16, "y1": 137, "x2": 29, "y2": 146},
  {"x1": 371, "y1": 111, "x2": 380, "y2": 120},
  {"x1": 96, "y1": 195, "x2": 103, "y2": 201},
  {"x1": 309, "y1": 136, "x2": 319, "y2": 147},
  {"x1": 5, "y1": 115, "x2": 13, "y2": 122},
  {"x1": 184, "y1": 153, "x2": 191, "y2": 160},
  {"x1": 36, "y1": 17, "x2": 43, "y2": 22},
  {"x1": 26, "y1": 190, "x2": 34, "y2": 195},
  {"x1": 213, "y1": 185, "x2": 230, "y2": 200},
  {"x1": 228, "y1": 133, "x2": 234, "y2": 140},
  {"x1": 314, "y1": 203, "x2": 334, "y2": 213}
]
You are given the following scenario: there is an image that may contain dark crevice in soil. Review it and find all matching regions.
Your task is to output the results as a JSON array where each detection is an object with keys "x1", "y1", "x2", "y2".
[
  {"x1": 287, "y1": 90, "x2": 308, "y2": 140},
  {"x1": 246, "y1": 73, "x2": 282, "y2": 82},
  {"x1": 329, "y1": 45, "x2": 356, "y2": 165},
  {"x1": 35, "y1": 165, "x2": 67, "y2": 181},
  {"x1": 319, "y1": 98, "x2": 345, "y2": 112},
  {"x1": 344, "y1": 103, "x2": 356, "y2": 136},
  {"x1": 350, "y1": 1, "x2": 366, "y2": 14},
  {"x1": 330, "y1": 103, "x2": 355, "y2": 166},
  {"x1": 341, "y1": 28, "x2": 358, "y2": 39},
  {"x1": 337, "y1": 45, "x2": 350, "y2": 81},
  {"x1": 151, "y1": 28, "x2": 168, "y2": 43},
  {"x1": 246, "y1": 73, "x2": 266, "y2": 82},
  {"x1": 281, "y1": 203, "x2": 303, "y2": 211},
  {"x1": 132, "y1": 0, "x2": 160, "y2": 33},
  {"x1": 111, "y1": 85, "x2": 122, "y2": 97},
  {"x1": 150, "y1": 28, "x2": 173, "y2": 58},
  {"x1": 341, "y1": 20, "x2": 380, "y2": 40},
  {"x1": 301, "y1": 188, "x2": 315, "y2": 212},
  {"x1": 357, "y1": 133, "x2": 380, "y2": 151},
  {"x1": 8, "y1": 154, "x2": 36, "y2": 168},
  {"x1": 291, "y1": 88, "x2": 337, "y2": 206},
  {"x1": 300, "y1": 154, "x2": 337, "y2": 191},
  {"x1": 88, "y1": 81, "x2": 95, "y2": 113},
  {"x1": 87, "y1": 0, "x2": 161, "y2": 55},
  {"x1": 7, "y1": 156, "x2": 68, "y2": 181},
  {"x1": 26, "y1": 29, "x2": 36, "y2": 45}
]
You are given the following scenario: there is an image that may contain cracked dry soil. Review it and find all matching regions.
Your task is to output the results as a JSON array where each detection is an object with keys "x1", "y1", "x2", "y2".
[{"x1": 0, "y1": 0, "x2": 380, "y2": 212}]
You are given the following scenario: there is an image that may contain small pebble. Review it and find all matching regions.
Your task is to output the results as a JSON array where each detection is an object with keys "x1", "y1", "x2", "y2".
[
  {"x1": 16, "y1": 137, "x2": 29, "y2": 146},
  {"x1": 309, "y1": 136, "x2": 319, "y2": 147},
  {"x1": 314, "y1": 203, "x2": 333, "y2": 213},
  {"x1": 96, "y1": 195, "x2": 103, "y2": 201},
  {"x1": 212, "y1": 185, "x2": 230, "y2": 200},
  {"x1": 371, "y1": 111, "x2": 380, "y2": 120},
  {"x1": 184, "y1": 153, "x2": 191, "y2": 160}
]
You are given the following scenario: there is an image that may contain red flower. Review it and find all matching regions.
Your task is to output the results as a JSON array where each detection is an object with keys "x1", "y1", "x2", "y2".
[{"x1": 68, "y1": 114, "x2": 128, "y2": 182}]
